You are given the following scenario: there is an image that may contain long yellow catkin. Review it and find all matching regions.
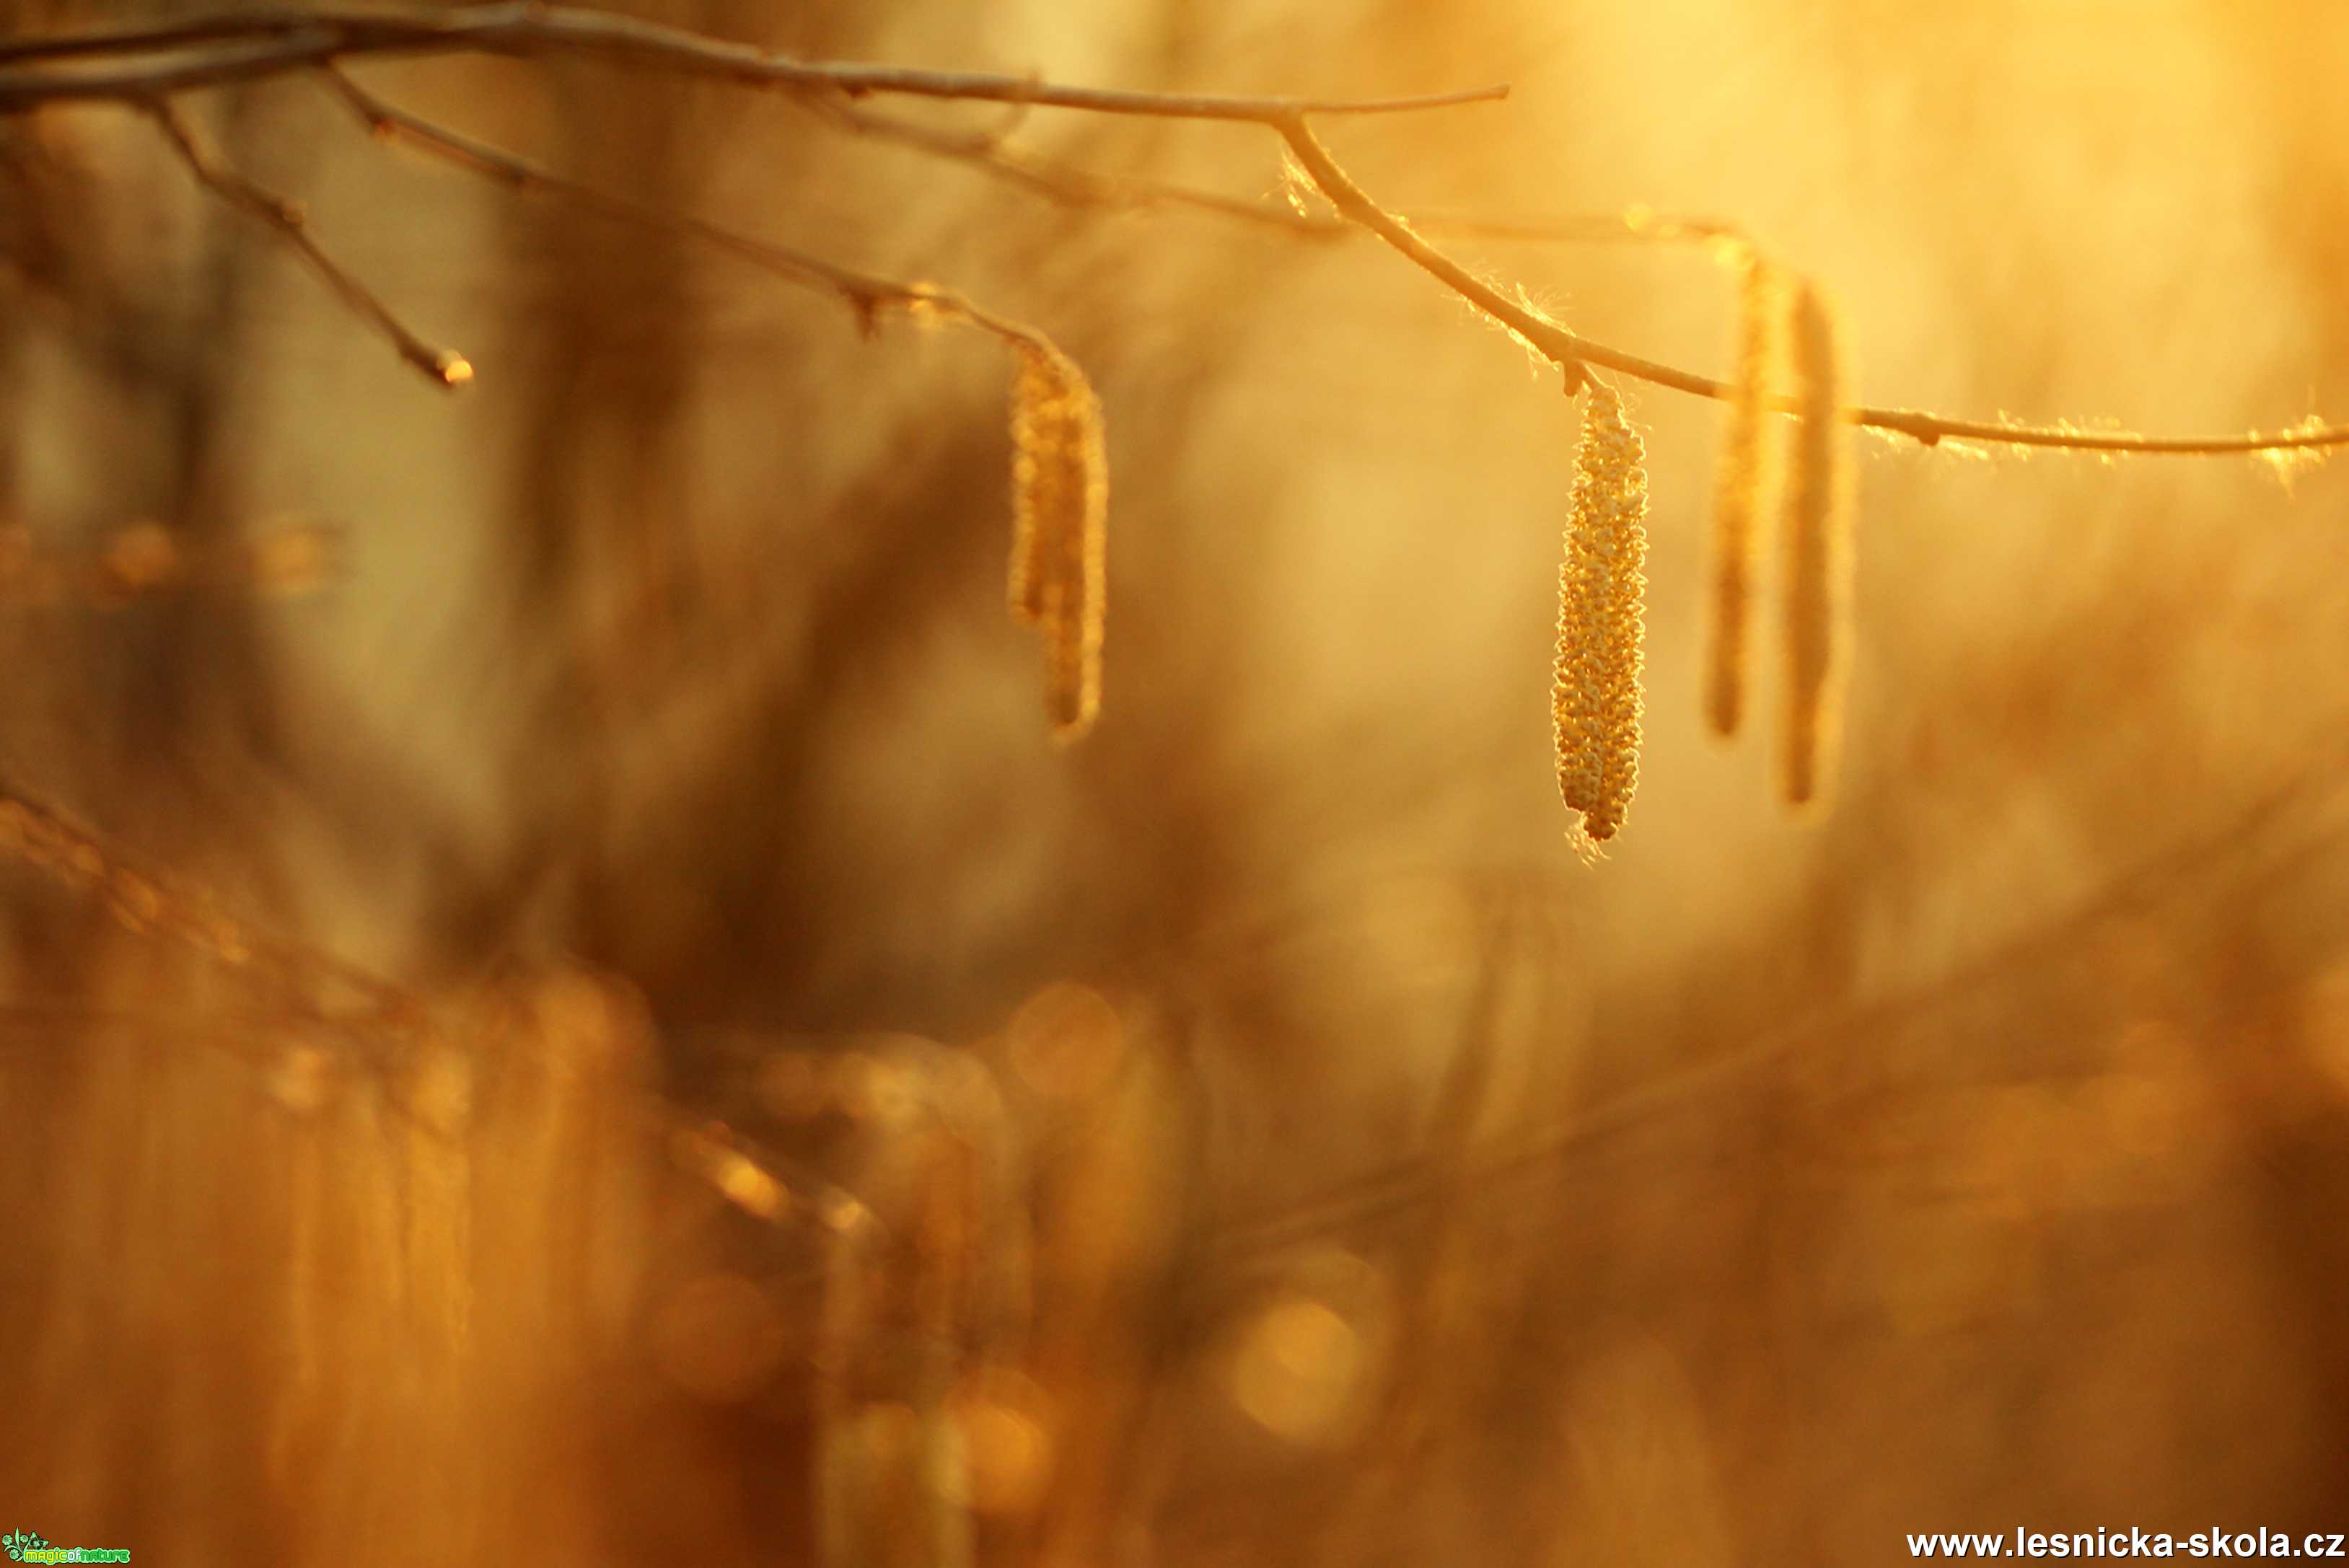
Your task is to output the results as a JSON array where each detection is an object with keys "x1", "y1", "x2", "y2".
[
  {"x1": 1006, "y1": 343, "x2": 1107, "y2": 741},
  {"x1": 1704, "y1": 250, "x2": 1785, "y2": 739},
  {"x1": 1781, "y1": 282, "x2": 1855, "y2": 809},
  {"x1": 1553, "y1": 379, "x2": 1649, "y2": 849}
]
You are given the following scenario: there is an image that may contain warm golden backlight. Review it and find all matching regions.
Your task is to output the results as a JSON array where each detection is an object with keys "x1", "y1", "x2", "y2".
[
  {"x1": 651, "y1": 1273, "x2": 789, "y2": 1404},
  {"x1": 1007, "y1": 980, "x2": 1127, "y2": 1101},
  {"x1": 949, "y1": 1367, "x2": 1056, "y2": 1517},
  {"x1": 1226, "y1": 1295, "x2": 1365, "y2": 1445},
  {"x1": 5, "y1": 2, "x2": 2348, "y2": 1565}
]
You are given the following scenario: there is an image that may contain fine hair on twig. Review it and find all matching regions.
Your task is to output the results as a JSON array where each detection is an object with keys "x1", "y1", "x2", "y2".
[
  {"x1": 0, "y1": 1, "x2": 2335, "y2": 859},
  {"x1": 0, "y1": 11, "x2": 2334, "y2": 452}
]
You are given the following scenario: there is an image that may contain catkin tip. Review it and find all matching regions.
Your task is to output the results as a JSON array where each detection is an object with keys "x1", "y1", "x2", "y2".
[
  {"x1": 1553, "y1": 379, "x2": 1648, "y2": 852},
  {"x1": 1780, "y1": 281, "x2": 1855, "y2": 814}
]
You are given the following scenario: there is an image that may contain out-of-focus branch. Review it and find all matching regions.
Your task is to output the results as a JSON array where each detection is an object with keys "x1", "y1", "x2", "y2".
[
  {"x1": 144, "y1": 97, "x2": 470, "y2": 387},
  {"x1": 0, "y1": 518, "x2": 341, "y2": 607},
  {"x1": 793, "y1": 94, "x2": 2349, "y2": 457},
  {"x1": 802, "y1": 92, "x2": 1336, "y2": 237},
  {"x1": 0, "y1": 3, "x2": 1510, "y2": 120},
  {"x1": 9, "y1": 6, "x2": 2340, "y2": 454},
  {"x1": 0, "y1": 760, "x2": 431, "y2": 1036},
  {"x1": 320, "y1": 65, "x2": 1069, "y2": 364}
]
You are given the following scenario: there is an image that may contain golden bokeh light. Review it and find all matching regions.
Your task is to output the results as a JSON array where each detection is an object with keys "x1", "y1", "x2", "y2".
[
  {"x1": 712, "y1": 1150, "x2": 787, "y2": 1222},
  {"x1": 949, "y1": 1367, "x2": 1056, "y2": 1517},
  {"x1": 1226, "y1": 1292, "x2": 1366, "y2": 1446},
  {"x1": 758, "y1": 1048, "x2": 831, "y2": 1122},
  {"x1": 406, "y1": 1047, "x2": 473, "y2": 1135},
  {"x1": 265, "y1": 1044, "x2": 337, "y2": 1116},
  {"x1": 832, "y1": 1048, "x2": 925, "y2": 1131},
  {"x1": 649, "y1": 1272, "x2": 788, "y2": 1404},
  {"x1": 101, "y1": 520, "x2": 180, "y2": 594},
  {"x1": 247, "y1": 523, "x2": 336, "y2": 597},
  {"x1": 4, "y1": 2, "x2": 2348, "y2": 1562},
  {"x1": 1006, "y1": 980, "x2": 1126, "y2": 1102}
]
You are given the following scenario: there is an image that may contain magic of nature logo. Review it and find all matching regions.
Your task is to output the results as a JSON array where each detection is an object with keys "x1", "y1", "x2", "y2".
[{"x1": 2, "y1": 1528, "x2": 128, "y2": 1563}]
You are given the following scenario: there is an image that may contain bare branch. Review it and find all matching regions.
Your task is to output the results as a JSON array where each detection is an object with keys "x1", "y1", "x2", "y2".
[
  {"x1": 1277, "y1": 116, "x2": 2349, "y2": 457},
  {"x1": 320, "y1": 65, "x2": 1066, "y2": 365},
  {"x1": 13, "y1": 7, "x2": 2343, "y2": 457},
  {"x1": 0, "y1": 9, "x2": 334, "y2": 63},
  {"x1": 0, "y1": 518, "x2": 341, "y2": 608},
  {"x1": 0, "y1": 4, "x2": 1509, "y2": 120},
  {"x1": 323, "y1": 66, "x2": 914, "y2": 320},
  {"x1": 1418, "y1": 208, "x2": 1750, "y2": 247},
  {"x1": 802, "y1": 92, "x2": 1336, "y2": 237},
  {"x1": 811, "y1": 94, "x2": 1759, "y2": 252},
  {"x1": 0, "y1": 760, "x2": 430, "y2": 1035},
  {"x1": 1275, "y1": 113, "x2": 1594, "y2": 397},
  {"x1": 144, "y1": 96, "x2": 470, "y2": 387}
]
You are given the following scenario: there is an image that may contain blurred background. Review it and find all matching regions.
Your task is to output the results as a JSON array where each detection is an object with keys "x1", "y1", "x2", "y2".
[{"x1": 2, "y1": 0, "x2": 2348, "y2": 1562}]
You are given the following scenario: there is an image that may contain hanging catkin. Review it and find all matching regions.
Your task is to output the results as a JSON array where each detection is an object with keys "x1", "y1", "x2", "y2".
[
  {"x1": 1704, "y1": 250, "x2": 1785, "y2": 739},
  {"x1": 1553, "y1": 379, "x2": 1649, "y2": 849},
  {"x1": 1780, "y1": 282, "x2": 1854, "y2": 809},
  {"x1": 1005, "y1": 343, "x2": 1107, "y2": 741}
]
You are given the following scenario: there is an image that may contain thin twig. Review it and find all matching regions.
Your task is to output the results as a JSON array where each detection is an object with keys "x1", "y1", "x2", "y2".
[
  {"x1": 801, "y1": 92, "x2": 1330, "y2": 237},
  {"x1": 810, "y1": 92, "x2": 1755, "y2": 250},
  {"x1": 1209, "y1": 706, "x2": 2349, "y2": 1265},
  {"x1": 0, "y1": 759, "x2": 432, "y2": 1039},
  {"x1": 325, "y1": 67, "x2": 914, "y2": 317},
  {"x1": 1420, "y1": 208, "x2": 1750, "y2": 247},
  {"x1": 0, "y1": 9, "x2": 336, "y2": 63},
  {"x1": 17, "y1": 8, "x2": 2346, "y2": 456},
  {"x1": 144, "y1": 96, "x2": 469, "y2": 387},
  {"x1": 1275, "y1": 113, "x2": 1592, "y2": 397},
  {"x1": 1277, "y1": 115, "x2": 2349, "y2": 456},
  {"x1": 0, "y1": 3, "x2": 1510, "y2": 120},
  {"x1": 321, "y1": 65, "x2": 1064, "y2": 362}
]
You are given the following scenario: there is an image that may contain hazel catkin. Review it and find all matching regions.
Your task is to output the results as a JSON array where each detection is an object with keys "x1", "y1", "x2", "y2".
[
  {"x1": 1704, "y1": 250, "x2": 1785, "y2": 739},
  {"x1": 1006, "y1": 343, "x2": 1107, "y2": 741},
  {"x1": 1553, "y1": 379, "x2": 1649, "y2": 850},
  {"x1": 1781, "y1": 282, "x2": 1855, "y2": 810}
]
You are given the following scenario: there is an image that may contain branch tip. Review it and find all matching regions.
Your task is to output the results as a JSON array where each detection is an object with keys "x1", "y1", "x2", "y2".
[
  {"x1": 146, "y1": 93, "x2": 464, "y2": 392},
  {"x1": 2, "y1": 11, "x2": 2333, "y2": 457}
]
